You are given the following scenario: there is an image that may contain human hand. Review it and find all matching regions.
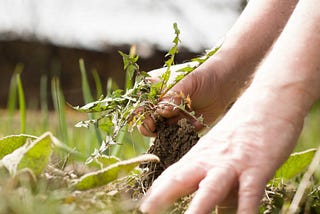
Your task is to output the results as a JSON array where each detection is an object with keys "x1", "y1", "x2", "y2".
[
  {"x1": 139, "y1": 86, "x2": 304, "y2": 214},
  {"x1": 139, "y1": 0, "x2": 298, "y2": 137},
  {"x1": 139, "y1": 55, "x2": 246, "y2": 137}
]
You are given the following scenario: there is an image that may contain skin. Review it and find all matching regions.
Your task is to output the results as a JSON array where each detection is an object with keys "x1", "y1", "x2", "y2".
[
  {"x1": 139, "y1": 0, "x2": 298, "y2": 136},
  {"x1": 139, "y1": 0, "x2": 320, "y2": 213}
]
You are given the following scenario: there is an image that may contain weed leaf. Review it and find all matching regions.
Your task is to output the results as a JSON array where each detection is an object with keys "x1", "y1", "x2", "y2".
[
  {"x1": 76, "y1": 23, "x2": 220, "y2": 159},
  {"x1": 87, "y1": 155, "x2": 121, "y2": 169},
  {"x1": 1, "y1": 132, "x2": 54, "y2": 176},
  {"x1": 274, "y1": 148, "x2": 317, "y2": 180},
  {"x1": 0, "y1": 134, "x2": 37, "y2": 159},
  {"x1": 160, "y1": 23, "x2": 180, "y2": 94},
  {"x1": 119, "y1": 50, "x2": 139, "y2": 90},
  {"x1": 73, "y1": 154, "x2": 159, "y2": 190}
]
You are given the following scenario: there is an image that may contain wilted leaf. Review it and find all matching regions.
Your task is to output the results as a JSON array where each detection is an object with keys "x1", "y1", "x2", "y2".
[
  {"x1": 87, "y1": 155, "x2": 121, "y2": 169},
  {"x1": 1, "y1": 132, "x2": 54, "y2": 176},
  {"x1": 0, "y1": 134, "x2": 36, "y2": 159},
  {"x1": 73, "y1": 154, "x2": 159, "y2": 190},
  {"x1": 274, "y1": 148, "x2": 317, "y2": 180}
]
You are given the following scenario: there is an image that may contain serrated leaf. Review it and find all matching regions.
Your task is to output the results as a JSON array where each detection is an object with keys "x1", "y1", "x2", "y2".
[
  {"x1": 0, "y1": 134, "x2": 37, "y2": 159},
  {"x1": 75, "y1": 119, "x2": 96, "y2": 128},
  {"x1": 274, "y1": 148, "x2": 317, "y2": 180},
  {"x1": 173, "y1": 22, "x2": 180, "y2": 36},
  {"x1": 176, "y1": 66, "x2": 194, "y2": 73},
  {"x1": 1, "y1": 132, "x2": 54, "y2": 176},
  {"x1": 160, "y1": 23, "x2": 181, "y2": 94},
  {"x1": 73, "y1": 154, "x2": 159, "y2": 190}
]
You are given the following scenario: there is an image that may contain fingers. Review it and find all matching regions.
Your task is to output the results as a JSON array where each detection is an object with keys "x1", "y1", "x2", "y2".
[
  {"x1": 157, "y1": 92, "x2": 183, "y2": 118},
  {"x1": 138, "y1": 117, "x2": 156, "y2": 137},
  {"x1": 237, "y1": 169, "x2": 268, "y2": 214},
  {"x1": 139, "y1": 162, "x2": 206, "y2": 214},
  {"x1": 139, "y1": 159, "x2": 269, "y2": 214},
  {"x1": 185, "y1": 166, "x2": 238, "y2": 214}
]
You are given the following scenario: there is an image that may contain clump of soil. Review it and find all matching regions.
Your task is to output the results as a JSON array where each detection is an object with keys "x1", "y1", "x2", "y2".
[{"x1": 140, "y1": 116, "x2": 199, "y2": 190}]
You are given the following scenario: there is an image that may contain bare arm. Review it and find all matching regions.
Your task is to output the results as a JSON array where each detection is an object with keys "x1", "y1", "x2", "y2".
[
  {"x1": 146, "y1": 0, "x2": 299, "y2": 132},
  {"x1": 139, "y1": 0, "x2": 320, "y2": 213},
  {"x1": 200, "y1": 0, "x2": 298, "y2": 106},
  {"x1": 245, "y1": 0, "x2": 320, "y2": 128}
]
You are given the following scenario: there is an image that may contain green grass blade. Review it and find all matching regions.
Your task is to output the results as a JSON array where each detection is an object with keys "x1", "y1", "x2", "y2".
[
  {"x1": 79, "y1": 59, "x2": 103, "y2": 146},
  {"x1": 79, "y1": 59, "x2": 93, "y2": 103},
  {"x1": 91, "y1": 69, "x2": 103, "y2": 99},
  {"x1": 7, "y1": 76, "x2": 17, "y2": 117},
  {"x1": 106, "y1": 77, "x2": 119, "y2": 96},
  {"x1": 16, "y1": 67, "x2": 26, "y2": 134},
  {"x1": 40, "y1": 75, "x2": 49, "y2": 131},
  {"x1": 51, "y1": 77, "x2": 69, "y2": 144},
  {"x1": 7, "y1": 64, "x2": 23, "y2": 119}
]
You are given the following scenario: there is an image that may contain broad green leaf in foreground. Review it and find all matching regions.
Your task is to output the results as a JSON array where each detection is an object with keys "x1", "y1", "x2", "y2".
[
  {"x1": 0, "y1": 134, "x2": 37, "y2": 159},
  {"x1": 73, "y1": 154, "x2": 159, "y2": 191},
  {"x1": 274, "y1": 148, "x2": 317, "y2": 180},
  {"x1": 87, "y1": 155, "x2": 121, "y2": 169},
  {"x1": 1, "y1": 132, "x2": 54, "y2": 176}
]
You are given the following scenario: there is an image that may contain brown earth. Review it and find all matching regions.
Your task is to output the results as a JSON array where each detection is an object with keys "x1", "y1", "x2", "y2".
[{"x1": 140, "y1": 117, "x2": 199, "y2": 190}]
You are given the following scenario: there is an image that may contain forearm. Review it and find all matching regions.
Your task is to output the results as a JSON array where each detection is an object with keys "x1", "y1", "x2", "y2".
[
  {"x1": 250, "y1": 0, "x2": 320, "y2": 123},
  {"x1": 207, "y1": 0, "x2": 298, "y2": 104},
  {"x1": 220, "y1": 0, "x2": 297, "y2": 73},
  {"x1": 227, "y1": 0, "x2": 320, "y2": 165}
]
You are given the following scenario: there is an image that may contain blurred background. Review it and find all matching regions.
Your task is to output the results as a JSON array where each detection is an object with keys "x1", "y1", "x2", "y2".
[{"x1": 0, "y1": 0, "x2": 246, "y2": 108}]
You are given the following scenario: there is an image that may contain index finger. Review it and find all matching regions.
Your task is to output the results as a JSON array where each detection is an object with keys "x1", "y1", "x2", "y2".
[{"x1": 139, "y1": 161, "x2": 206, "y2": 214}]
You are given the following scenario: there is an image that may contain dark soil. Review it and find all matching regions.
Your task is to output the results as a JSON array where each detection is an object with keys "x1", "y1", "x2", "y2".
[{"x1": 140, "y1": 116, "x2": 199, "y2": 190}]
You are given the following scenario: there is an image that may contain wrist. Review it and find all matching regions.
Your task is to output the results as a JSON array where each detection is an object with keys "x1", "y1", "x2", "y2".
[
  {"x1": 204, "y1": 49, "x2": 255, "y2": 108},
  {"x1": 240, "y1": 81, "x2": 312, "y2": 132}
]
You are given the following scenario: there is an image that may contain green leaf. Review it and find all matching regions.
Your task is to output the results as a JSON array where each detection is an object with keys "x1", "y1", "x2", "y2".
[
  {"x1": 119, "y1": 50, "x2": 139, "y2": 90},
  {"x1": 73, "y1": 154, "x2": 159, "y2": 190},
  {"x1": 79, "y1": 59, "x2": 94, "y2": 104},
  {"x1": 173, "y1": 22, "x2": 180, "y2": 38},
  {"x1": 0, "y1": 134, "x2": 37, "y2": 159},
  {"x1": 51, "y1": 77, "x2": 69, "y2": 144},
  {"x1": 1, "y1": 132, "x2": 54, "y2": 176},
  {"x1": 7, "y1": 64, "x2": 24, "y2": 119},
  {"x1": 274, "y1": 148, "x2": 317, "y2": 180},
  {"x1": 191, "y1": 45, "x2": 221, "y2": 64},
  {"x1": 87, "y1": 155, "x2": 121, "y2": 169},
  {"x1": 91, "y1": 69, "x2": 103, "y2": 99},
  {"x1": 16, "y1": 69, "x2": 26, "y2": 134},
  {"x1": 79, "y1": 59, "x2": 103, "y2": 145}
]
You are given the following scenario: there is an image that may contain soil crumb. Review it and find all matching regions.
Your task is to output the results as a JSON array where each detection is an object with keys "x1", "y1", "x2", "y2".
[{"x1": 141, "y1": 117, "x2": 199, "y2": 190}]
